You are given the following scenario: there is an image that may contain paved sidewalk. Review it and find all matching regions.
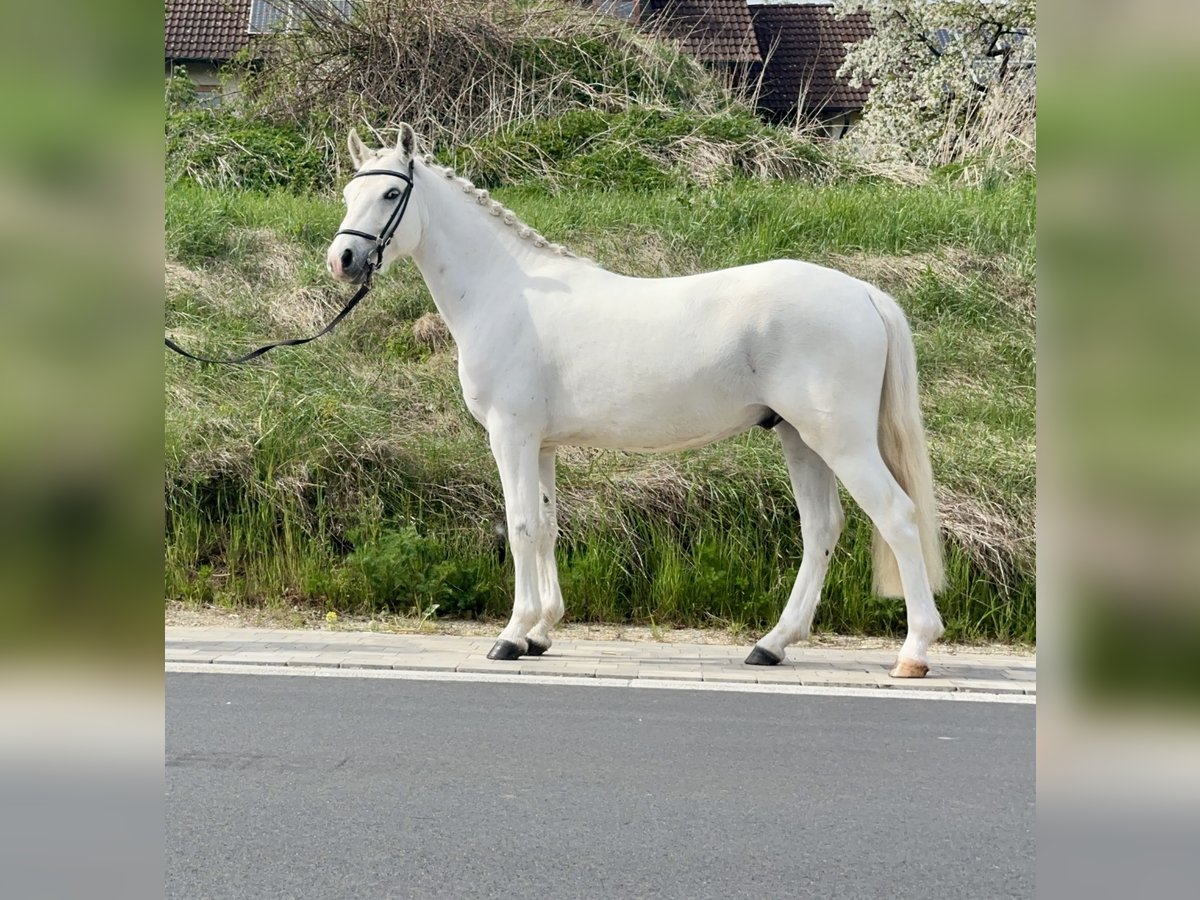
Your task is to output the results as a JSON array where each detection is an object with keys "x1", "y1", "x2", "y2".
[{"x1": 167, "y1": 626, "x2": 1035, "y2": 696}]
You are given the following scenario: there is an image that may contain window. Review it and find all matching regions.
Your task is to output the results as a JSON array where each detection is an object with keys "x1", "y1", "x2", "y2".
[
  {"x1": 248, "y1": 1, "x2": 353, "y2": 35},
  {"x1": 193, "y1": 84, "x2": 223, "y2": 110},
  {"x1": 248, "y1": 0, "x2": 287, "y2": 33},
  {"x1": 586, "y1": 1, "x2": 638, "y2": 21}
]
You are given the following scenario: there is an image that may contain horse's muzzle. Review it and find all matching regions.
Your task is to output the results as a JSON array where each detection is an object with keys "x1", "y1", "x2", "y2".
[{"x1": 327, "y1": 244, "x2": 371, "y2": 284}]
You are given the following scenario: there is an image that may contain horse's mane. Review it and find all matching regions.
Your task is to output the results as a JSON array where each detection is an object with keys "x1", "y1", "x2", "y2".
[{"x1": 415, "y1": 155, "x2": 590, "y2": 262}]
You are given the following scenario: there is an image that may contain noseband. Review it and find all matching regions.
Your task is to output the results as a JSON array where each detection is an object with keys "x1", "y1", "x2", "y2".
[
  {"x1": 164, "y1": 158, "x2": 416, "y2": 365},
  {"x1": 335, "y1": 158, "x2": 416, "y2": 273}
]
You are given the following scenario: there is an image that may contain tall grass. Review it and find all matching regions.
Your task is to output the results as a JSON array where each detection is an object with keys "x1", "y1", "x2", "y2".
[{"x1": 165, "y1": 175, "x2": 1035, "y2": 642}]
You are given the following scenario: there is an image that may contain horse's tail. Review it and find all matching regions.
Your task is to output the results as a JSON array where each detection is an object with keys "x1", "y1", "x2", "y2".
[{"x1": 865, "y1": 287, "x2": 945, "y2": 597}]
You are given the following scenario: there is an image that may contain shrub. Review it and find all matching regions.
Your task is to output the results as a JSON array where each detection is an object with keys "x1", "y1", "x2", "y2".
[
  {"x1": 166, "y1": 109, "x2": 330, "y2": 193},
  {"x1": 236, "y1": 0, "x2": 735, "y2": 150},
  {"x1": 345, "y1": 525, "x2": 488, "y2": 618},
  {"x1": 166, "y1": 65, "x2": 196, "y2": 112}
]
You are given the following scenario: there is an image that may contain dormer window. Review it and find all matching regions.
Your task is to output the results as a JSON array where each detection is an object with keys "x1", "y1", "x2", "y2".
[
  {"x1": 248, "y1": 1, "x2": 353, "y2": 35},
  {"x1": 582, "y1": 1, "x2": 639, "y2": 21}
]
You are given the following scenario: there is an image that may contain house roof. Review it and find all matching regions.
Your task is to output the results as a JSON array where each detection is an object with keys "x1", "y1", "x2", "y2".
[
  {"x1": 640, "y1": 1, "x2": 760, "y2": 63},
  {"x1": 165, "y1": 0, "x2": 254, "y2": 62},
  {"x1": 749, "y1": 3, "x2": 872, "y2": 115}
]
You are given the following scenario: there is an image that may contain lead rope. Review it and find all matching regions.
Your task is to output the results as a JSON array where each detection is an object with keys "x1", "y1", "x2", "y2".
[
  {"x1": 163, "y1": 275, "x2": 374, "y2": 365},
  {"x1": 165, "y1": 160, "x2": 413, "y2": 366}
]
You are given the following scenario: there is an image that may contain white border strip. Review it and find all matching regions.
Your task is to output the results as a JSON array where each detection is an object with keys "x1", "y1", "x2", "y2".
[{"x1": 167, "y1": 662, "x2": 1034, "y2": 705}]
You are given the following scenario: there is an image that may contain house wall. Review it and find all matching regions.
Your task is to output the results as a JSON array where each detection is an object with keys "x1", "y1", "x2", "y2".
[
  {"x1": 165, "y1": 61, "x2": 244, "y2": 108},
  {"x1": 755, "y1": 102, "x2": 860, "y2": 138},
  {"x1": 821, "y1": 110, "x2": 858, "y2": 140}
]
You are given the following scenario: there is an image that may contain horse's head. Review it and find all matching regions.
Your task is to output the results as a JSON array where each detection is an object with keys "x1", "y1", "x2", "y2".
[{"x1": 327, "y1": 124, "x2": 422, "y2": 284}]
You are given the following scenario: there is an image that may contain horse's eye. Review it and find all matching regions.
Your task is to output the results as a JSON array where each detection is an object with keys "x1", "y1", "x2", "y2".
[{"x1": 384, "y1": 188, "x2": 401, "y2": 200}]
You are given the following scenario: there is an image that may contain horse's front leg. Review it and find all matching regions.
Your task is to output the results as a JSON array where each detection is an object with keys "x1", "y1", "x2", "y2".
[
  {"x1": 486, "y1": 426, "x2": 545, "y2": 661},
  {"x1": 525, "y1": 446, "x2": 564, "y2": 656}
]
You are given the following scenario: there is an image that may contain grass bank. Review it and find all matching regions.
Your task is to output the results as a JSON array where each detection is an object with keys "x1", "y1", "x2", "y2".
[{"x1": 165, "y1": 175, "x2": 1035, "y2": 642}]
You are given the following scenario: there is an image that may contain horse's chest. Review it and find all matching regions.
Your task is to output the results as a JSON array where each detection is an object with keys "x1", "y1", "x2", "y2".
[
  {"x1": 458, "y1": 364, "x2": 491, "y2": 426},
  {"x1": 457, "y1": 355, "x2": 540, "y2": 428}
]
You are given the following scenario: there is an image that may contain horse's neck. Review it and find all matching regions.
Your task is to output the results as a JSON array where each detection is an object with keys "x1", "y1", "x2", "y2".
[{"x1": 410, "y1": 170, "x2": 553, "y2": 340}]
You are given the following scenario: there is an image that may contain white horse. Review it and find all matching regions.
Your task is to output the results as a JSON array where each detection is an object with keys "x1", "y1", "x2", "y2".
[{"x1": 327, "y1": 125, "x2": 946, "y2": 678}]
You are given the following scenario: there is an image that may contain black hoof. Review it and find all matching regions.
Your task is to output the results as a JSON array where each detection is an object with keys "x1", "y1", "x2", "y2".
[
  {"x1": 486, "y1": 640, "x2": 523, "y2": 661},
  {"x1": 525, "y1": 637, "x2": 550, "y2": 657},
  {"x1": 744, "y1": 645, "x2": 783, "y2": 667}
]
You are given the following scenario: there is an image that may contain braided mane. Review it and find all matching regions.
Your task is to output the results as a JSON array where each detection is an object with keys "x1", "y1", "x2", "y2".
[{"x1": 417, "y1": 155, "x2": 589, "y2": 262}]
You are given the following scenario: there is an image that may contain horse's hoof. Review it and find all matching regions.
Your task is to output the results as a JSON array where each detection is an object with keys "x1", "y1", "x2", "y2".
[
  {"x1": 744, "y1": 645, "x2": 783, "y2": 666},
  {"x1": 889, "y1": 658, "x2": 930, "y2": 678},
  {"x1": 486, "y1": 640, "x2": 524, "y2": 661},
  {"x1": 525, "y1": 637, "x2": 550, "y2": 656}
]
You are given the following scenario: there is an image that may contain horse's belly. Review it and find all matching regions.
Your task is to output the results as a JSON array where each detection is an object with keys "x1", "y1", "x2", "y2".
[{"x1": 546, "y1": 395, "x2": 768, "y2": 453}]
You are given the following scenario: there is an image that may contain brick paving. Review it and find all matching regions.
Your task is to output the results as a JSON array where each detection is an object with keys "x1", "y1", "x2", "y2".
[{"x1": 167, "y1": 627, "x2": 1035, "y2": 696}]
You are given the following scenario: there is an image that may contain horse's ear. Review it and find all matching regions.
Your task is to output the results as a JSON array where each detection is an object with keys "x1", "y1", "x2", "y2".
[
  {"x1": 397, "y1": 123, "x2": 416, "y2": 159},
  {"x1": 347, "y1": 129, "x2": 369, "y2": 168}
]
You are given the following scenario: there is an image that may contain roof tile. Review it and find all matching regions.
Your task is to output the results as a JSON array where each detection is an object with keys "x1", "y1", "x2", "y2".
[
  {"x1": 749, "y1": 3, "x2": 872, "y2": 115},
  {"x1": 165, "y1": 0, "x2": 254, "y2": 62},
  {"x1": 641, "y1": 1, "x2": 760, "y2": 63}
]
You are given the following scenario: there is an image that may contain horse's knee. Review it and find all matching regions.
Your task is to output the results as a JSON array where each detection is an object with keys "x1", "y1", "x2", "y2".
[{"x1": 508, "y1": 518, "x2": 540, "y2": 551}]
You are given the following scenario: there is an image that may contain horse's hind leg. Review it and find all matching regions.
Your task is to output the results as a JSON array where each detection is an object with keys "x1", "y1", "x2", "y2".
[
  {"x1": 808, "y1": 434, "x2": 944, "y2": 677},
  {"x1": 746, "y1": 423, "x2": 844, "y2": 666},
  {"x1": 525, "y1": 446, "x2": 564, "y2": 656}
]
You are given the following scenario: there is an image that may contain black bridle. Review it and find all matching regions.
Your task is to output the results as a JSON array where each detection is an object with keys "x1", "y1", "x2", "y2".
[
  {"x1": 333, "y1": 159, "x2": 416, "y2": 271},
  {"x1": 165, "y1": 159, "x2": 415, "y2": 365}
]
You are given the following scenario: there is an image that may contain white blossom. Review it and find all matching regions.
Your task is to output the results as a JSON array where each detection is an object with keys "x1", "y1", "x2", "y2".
[{"x1": 833, "y1": 0, "x2": 1036, "y2": 171}]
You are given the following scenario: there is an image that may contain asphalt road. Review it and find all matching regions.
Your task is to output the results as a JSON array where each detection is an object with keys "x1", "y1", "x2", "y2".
[{"x1": 167, "y1": 674, "x2": 1034, "y2": 899}]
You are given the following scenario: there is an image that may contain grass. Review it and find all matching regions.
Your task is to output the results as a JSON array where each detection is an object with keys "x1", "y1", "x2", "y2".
[{"x1": 165, "y1": 174, "x2": 1035, "y2": 643}]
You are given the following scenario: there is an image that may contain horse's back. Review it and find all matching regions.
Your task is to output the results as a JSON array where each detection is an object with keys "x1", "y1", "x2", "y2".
[
  {"x1": 527, "y1": 257, "x2": 889, "y2": 451},
  {"x1": 570, "y1": 258, "x2": 889, "y2": 383}
]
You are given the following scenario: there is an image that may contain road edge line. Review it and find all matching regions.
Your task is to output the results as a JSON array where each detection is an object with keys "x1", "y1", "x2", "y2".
[{"x1": 166, "y1": 662, "x2": 1034, "y2": 705}]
